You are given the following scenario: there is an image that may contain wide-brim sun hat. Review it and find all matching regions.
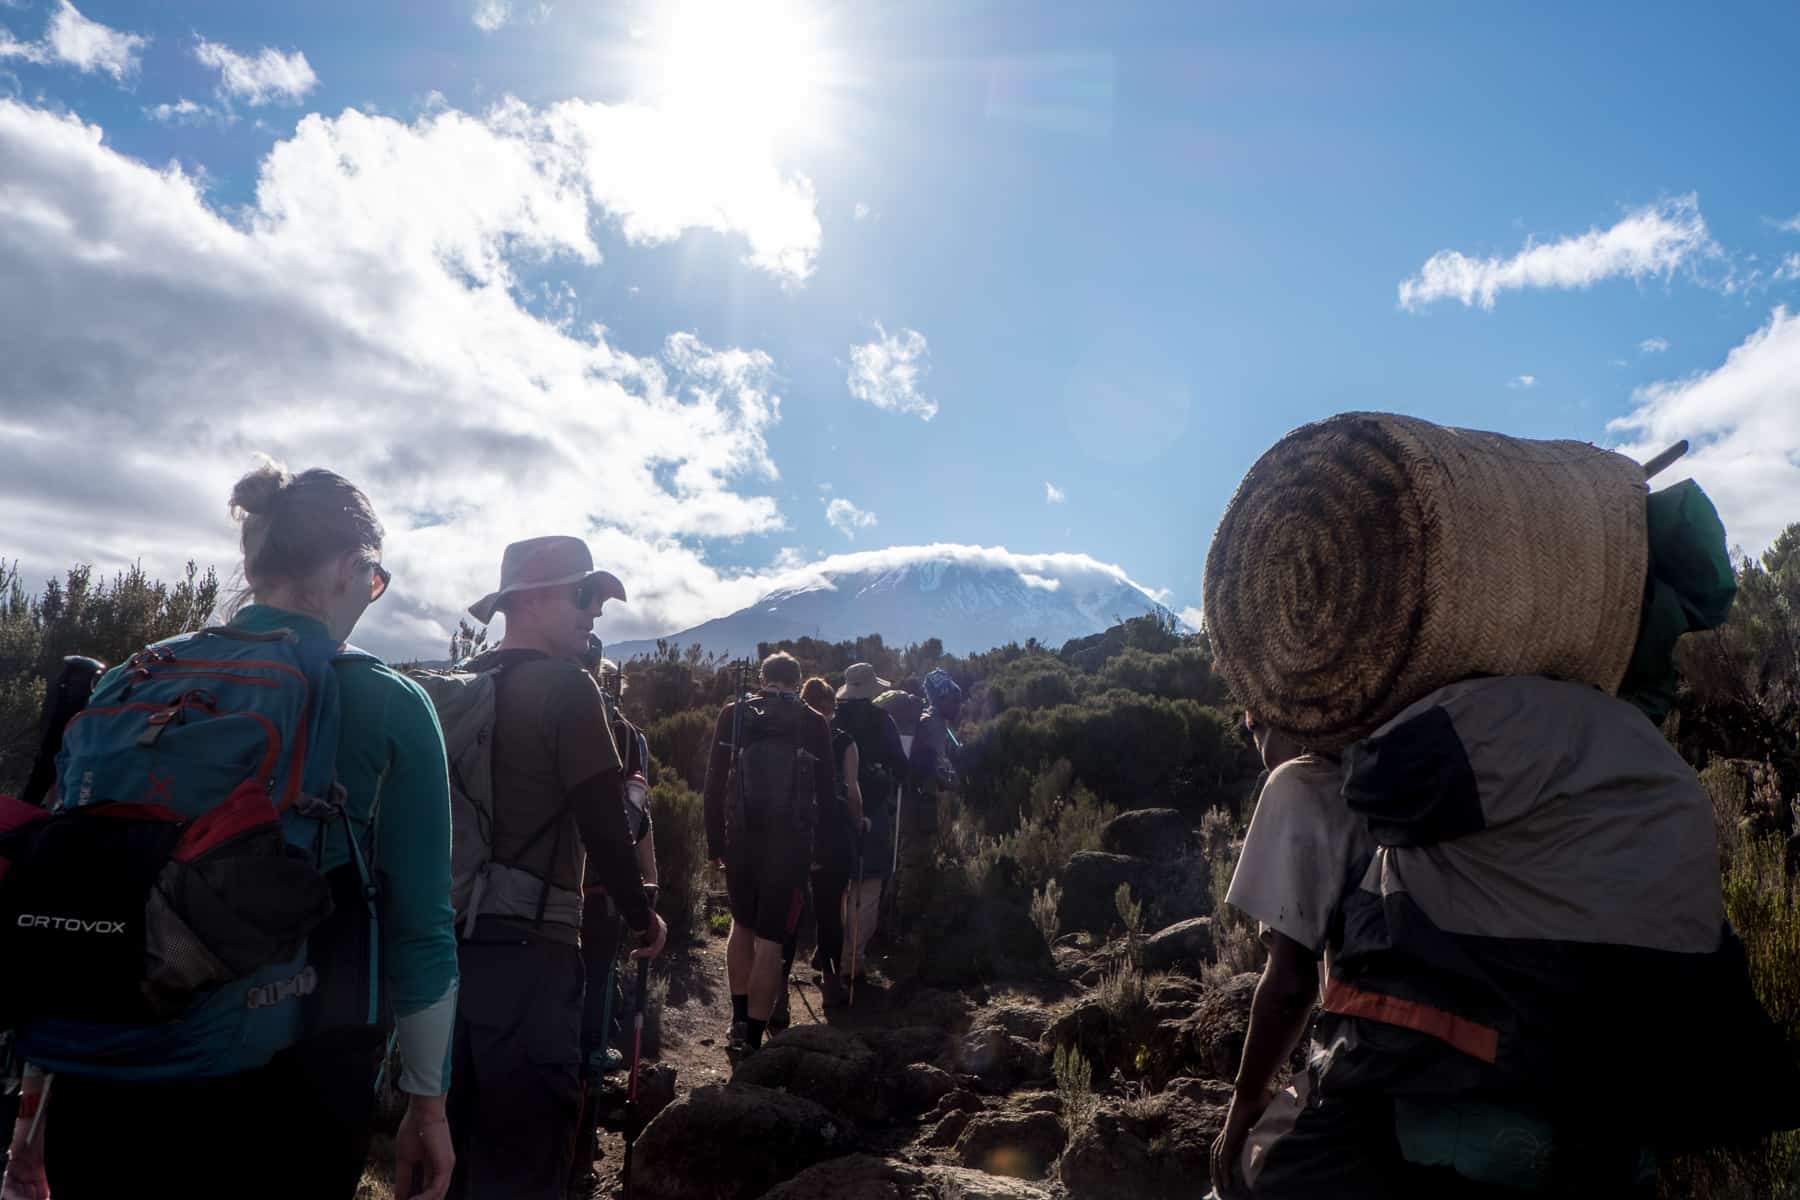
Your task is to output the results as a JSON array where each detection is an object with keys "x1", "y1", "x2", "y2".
[
  {"x1": 468, "y1": 536, "x2": 626, "y2": 626},
  {"x1": 1202, "y1": 412, "x2": 1650, "y2": 750},
  {"x1": 837, "y1": 662, "x2": 891, "y2": 701}
]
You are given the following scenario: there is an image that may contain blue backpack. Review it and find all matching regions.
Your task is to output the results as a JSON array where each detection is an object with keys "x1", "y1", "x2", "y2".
[{"x1": 0, "y1": 625, "x2": 377, "y2": 1080}]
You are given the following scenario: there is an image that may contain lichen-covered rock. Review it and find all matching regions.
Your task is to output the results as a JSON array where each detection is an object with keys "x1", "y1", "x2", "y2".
[
  {"x1": 1182, "y1": 972, "x2": 1260, "y2": 1081},
  {"x1": 630, "y1": 1083, "x2": 856, "y2": 1200},
  {"x1": 863, "y1": 1023, "x2": 956, "y2": 1072},
  {"x1": 761, "y1": 1154, "x2": 1054, "y2": 1200},
  {"x1": 894, "y1": 1062, "x2": 959, "y2": 1116},
  {"x1": 1147, "y1": 975, "x2": 1208, "y2": 1008},
  {"x1": 1141, "y1": 917, "x2": 1215, "y2": 973},
  {"x1": 1100, "y1": 808, "x2": 1194, "y2": 861},
  {"x1": 959, "y1": 1026, "x2": 1050, "y2": 1091},
  {"x1": 1056, "y1": 852, "x2": 1211, "y2": 935},
  {"x1": 973, "y1": 1002, "x2": 1054, "y2": 1043},
  {"x1": 923, "y1": 1107, "x2": 978, "y2": 1148},
  {"x1": 955, "y1": 1110, "x2": 1068, "y2": 1180},
  {"x1": 1059, "y1": 1088, "x2": 1229, "y2": 1200},
  {"x1": 731, "y1": 1024, "x2": 883, "y2": 1121},
  {"x1": 1041, "y1": 998, "x2": 1114, "y2": 1066}
]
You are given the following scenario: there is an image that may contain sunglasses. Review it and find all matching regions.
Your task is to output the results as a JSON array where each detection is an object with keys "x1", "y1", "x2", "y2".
[
  {"x1": 573, "y1": 576, "x2": 611, "y2": 612},
  {"x1": 368, "y1": 562, "x2": 392, "y2": 603}
]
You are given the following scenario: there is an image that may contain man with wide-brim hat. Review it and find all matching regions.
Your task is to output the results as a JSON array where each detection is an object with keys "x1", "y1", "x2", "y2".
[
  {"x1": 439, "y1": 535, "x2": 664, "y2": 1200},
  {"x1": 468, "y1": 535, "x2": 626, "y2": 630},
  {"x1": 836, "y1": 661, "x2": 891, "y2": 702}
]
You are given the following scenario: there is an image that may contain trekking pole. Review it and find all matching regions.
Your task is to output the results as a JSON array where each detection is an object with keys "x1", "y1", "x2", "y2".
[
  {"x1": 596, "y1": 914, "x2": 624, "y2": 1071},
  {"x1": 623, "y1": 956, "x2": 651, "y2": 1199},
  {"x1": 848, "y1": 846, "x2": 864, "y2": 1006},
  {"x1": 569, "y1": 909, "x2": 623, "y2": 1185},
  {"x1": 886, "y1": 782, "x2": 904, "y2": 937}
]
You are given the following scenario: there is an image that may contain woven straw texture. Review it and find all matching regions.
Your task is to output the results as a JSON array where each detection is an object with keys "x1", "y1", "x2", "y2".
[{"x1": 1203, "y1": 413, "x2": 1648, "y2": 750}]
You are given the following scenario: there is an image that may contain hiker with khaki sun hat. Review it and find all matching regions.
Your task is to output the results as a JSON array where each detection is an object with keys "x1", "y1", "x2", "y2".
[{"x1": 415, "y1": 535, "x2": 666, "y2": 1200}]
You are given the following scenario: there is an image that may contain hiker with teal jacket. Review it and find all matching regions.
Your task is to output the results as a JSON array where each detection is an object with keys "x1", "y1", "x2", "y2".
[{"x1": 10, "y1": 463, "x2": 459, "y2": 1200}]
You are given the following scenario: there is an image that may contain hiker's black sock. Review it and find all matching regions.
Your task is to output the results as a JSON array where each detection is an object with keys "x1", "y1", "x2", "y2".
[
  {"x1": 747, "y1": 1017, "x2": 767, "y2": 1049},
  {"x1": 731, "y1": 993, "x2": 749, "y2": 1024}
]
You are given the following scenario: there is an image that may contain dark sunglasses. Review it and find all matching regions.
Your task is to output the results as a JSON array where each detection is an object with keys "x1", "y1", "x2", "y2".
[
  {"x1": 573, "y1": 576, "x2": 610, "y2": 611},
  {"x1": 369, "y1": 562, "x2": 392, "y2": 603}
]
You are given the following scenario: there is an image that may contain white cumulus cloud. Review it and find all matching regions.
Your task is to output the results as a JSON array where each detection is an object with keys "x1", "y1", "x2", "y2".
[
  {"x1": 1639, "y1": 336, "x2": 1670, "y2": 354},
  {"x1": 824, "y1": 497, "x2": 877, "y2": 539},
  {"x1": 472, "y1": 0, "x2": 511, "y2": 32},
  {"x1": 194, "y1": 38, "x2": 318, "y2": 107},
  {"x1": 1773, "y1": 213, "x2": 1800, "y2": 235},
  {"x1": 1507, "y1": 374, "x2": 1537, "y2": 389},
  {"x1": 1399, "y1": 196, "x2": 1716, "y2": 312},
  {"x1": 0, "y1": 95, "x2": 825, "y2": 659},
  {"x1": 1045, "y1": 481, "x2": 1066, "y2": 504},
  {"x1": 847, "y1": 323, "x2": 935, "y2": 420},
  {"x1": 1609, "y1": 306, "x2": 1800, "y2": 555},
  {"x1": 146, "y1": 98, "x2": 209, "y2": 125},
  {"x1": 0, "y1": 1, "x2": 146, "y2": 81},
  {"x1": 853, "y1": 201, "x2": 872, "y2": 221}
]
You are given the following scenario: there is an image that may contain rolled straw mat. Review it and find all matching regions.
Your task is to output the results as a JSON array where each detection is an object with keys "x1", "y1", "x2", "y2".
[{"x1": 1203, "y1": 412, "x2": 1648, "y2": 750}]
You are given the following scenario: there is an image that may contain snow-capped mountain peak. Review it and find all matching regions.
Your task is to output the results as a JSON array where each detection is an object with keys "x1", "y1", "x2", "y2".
[{"x1": 606, "y1": 545, "x2": 1187, "y2": 661}]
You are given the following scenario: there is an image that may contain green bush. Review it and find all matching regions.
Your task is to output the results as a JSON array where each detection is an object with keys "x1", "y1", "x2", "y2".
[
  {"x1": 649, "y1": 777, "x2": 711, "y2": 937},
  {"x1": 0, "y1": 560, "x2": 220, "y2": 790},
  {"x1": 974, "y1": 654, "x2": 1081, "y2": 717},
  {"x1": 646, "y1": 707, "x2": 716, "y2": 793},
  {"x1": 1053, "y1": 1044, "x2": 1097, "y2": 1133},
  {"x1": 991, "y1": 759, "x2": 1116, "y2": 892},
  {"x1": 1673, "y1": 835, "x2": 1800, "y2": 1195},
  {"x1": 964, "y1": 693, "x2": 1252, "y2": 814},
  {"x1": 1096, "y1": 645, "x2": 1225, "y2": 703}
]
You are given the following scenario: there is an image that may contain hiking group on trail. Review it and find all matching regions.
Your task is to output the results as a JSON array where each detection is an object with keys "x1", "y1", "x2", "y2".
[
  {"x1": 0, "y1": 460, "x2": 967, "y2": 1200},
  {"x1": 2, "y1": 409, "x2": 1799, "y2": 1200}
]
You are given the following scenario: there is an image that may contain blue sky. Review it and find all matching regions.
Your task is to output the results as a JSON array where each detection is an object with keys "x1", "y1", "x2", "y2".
[{"x1": 3, "y1": 0, "x2": 1798, "y2": 659}]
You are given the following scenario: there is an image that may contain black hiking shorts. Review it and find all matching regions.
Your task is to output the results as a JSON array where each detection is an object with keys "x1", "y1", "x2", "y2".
[{"x1": 725, "y1": 836, "x2": 809, "y2": 943}]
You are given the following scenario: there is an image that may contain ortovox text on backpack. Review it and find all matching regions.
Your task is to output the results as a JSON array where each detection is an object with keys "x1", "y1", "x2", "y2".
[{"x1": 0, "y1": 626, "x2": 376, "y2": 1080}]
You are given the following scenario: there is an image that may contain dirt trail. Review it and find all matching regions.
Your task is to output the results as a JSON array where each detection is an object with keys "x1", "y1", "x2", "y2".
[{"x1": 581, "y1": 928, "x2": 848, "y2": 1198}]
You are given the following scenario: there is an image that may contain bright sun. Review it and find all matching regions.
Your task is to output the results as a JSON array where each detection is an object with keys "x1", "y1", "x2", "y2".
[{"x1": 643, "y1": 0, "x2": 834, "y2": 144}]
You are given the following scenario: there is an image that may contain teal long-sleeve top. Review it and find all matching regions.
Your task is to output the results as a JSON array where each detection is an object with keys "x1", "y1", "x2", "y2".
[{"x1": 234, "y1": 605, "x2": 459, "y2": 1095}]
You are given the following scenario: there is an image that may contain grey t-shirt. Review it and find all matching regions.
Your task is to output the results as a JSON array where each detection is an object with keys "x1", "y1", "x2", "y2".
[{"x1": 1225, "y1": 754, "x2": 1370, "y2": 965}]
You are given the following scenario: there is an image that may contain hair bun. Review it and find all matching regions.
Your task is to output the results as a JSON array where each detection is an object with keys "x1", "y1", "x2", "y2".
[{"x1": 229, "y1": 459, "x2": 293, "y2": 519}]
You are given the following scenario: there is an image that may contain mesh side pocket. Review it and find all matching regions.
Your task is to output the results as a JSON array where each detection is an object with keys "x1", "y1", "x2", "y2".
[{"x1": 142, "y1": 882, "x2": 235, "y2": 1018}]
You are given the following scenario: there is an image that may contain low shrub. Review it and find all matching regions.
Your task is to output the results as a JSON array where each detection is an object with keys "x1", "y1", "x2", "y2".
[
  {"x1": 1053, "y1": 1044, "x2": 1097, "y2": 1133},
  {"x1": 650, "y1": 778, "x2": 710, "y2": 937},
  {"x1": 646, "y1": 707, "x2": 715, "y2": 793}
]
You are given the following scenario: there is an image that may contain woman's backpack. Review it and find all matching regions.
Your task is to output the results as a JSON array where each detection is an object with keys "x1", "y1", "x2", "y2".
[{"x1": 0, "y1": 626, "x2": 372, "y2": 1080}]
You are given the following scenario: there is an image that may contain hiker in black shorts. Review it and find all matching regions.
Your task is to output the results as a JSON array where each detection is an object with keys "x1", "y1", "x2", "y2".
[{"x1": 702, "y1": 653, "x2": 835, "y2": 1055}]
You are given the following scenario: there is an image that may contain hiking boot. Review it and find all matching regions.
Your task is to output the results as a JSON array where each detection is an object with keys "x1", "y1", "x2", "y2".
[
  {"x1": 726, "y1": 1018, "x2": 752, "y2": 1058},
  {"x1": 586, "y1": 1047, "x2": 624, "y2": 1075},
  {"x1": 820, "y1": 973, "x2": 848, "y2": 1008},
  {"x1": 768, "y1": 989, "x2": 791, "y2": 1032}
]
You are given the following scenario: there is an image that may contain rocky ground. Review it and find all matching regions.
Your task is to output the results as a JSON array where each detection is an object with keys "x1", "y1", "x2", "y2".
[{"x1": 567, "y1": 806, "x2": 1259, "y2": 1200}]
